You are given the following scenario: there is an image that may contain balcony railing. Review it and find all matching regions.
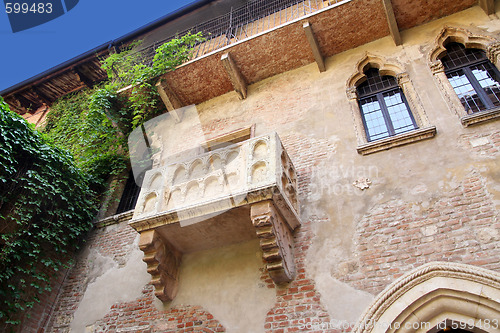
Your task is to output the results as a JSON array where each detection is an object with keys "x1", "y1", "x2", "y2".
[
  {"x1": 118, "y1": 0, "x2": 337, "y2": 76},
  {"x1": 130, "y1": 132, "x2": 299, "y2": 228}
]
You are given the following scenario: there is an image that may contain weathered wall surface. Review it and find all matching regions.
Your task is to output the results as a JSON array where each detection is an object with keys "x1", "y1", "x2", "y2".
[{"x1": 31, "y1": 5, "x2": 500, "y2": 332}]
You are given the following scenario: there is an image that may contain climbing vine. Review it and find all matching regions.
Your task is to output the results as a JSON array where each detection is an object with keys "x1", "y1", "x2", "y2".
[
  {"x1": 0, "y1": 32, "x2": 205, "y2": 327},
  {"x1": 0, "y1": 98, "x2": 95, "y2": 326},
  {"x1": 44, "y1": 32, "x2": 204, "y2": 187},
  {"x1": 100, "y1": 32, "x2": 204, "y2": 127},
  {"x1": 43, "y1": 85, "x2": 130, "y2": 192}
]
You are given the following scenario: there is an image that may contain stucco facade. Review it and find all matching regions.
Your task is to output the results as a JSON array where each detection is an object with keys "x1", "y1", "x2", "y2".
[{"x1": 9, "y1": 1, "x2": 500, "y2": 332}]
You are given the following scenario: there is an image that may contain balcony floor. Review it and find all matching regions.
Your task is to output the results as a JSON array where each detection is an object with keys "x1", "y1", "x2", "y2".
[
  {"x1": 160, "y1": 0, "x2": 476, "y2": 106},
  {"x1": 155, "y1": 206, "x2": 255, "y2": 254}
]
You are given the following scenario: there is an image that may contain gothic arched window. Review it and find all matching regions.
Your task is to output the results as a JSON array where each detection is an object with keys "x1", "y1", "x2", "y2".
[
  {"x1": 441, "y1": 42, "x2": 500, "y2": 114},
  {"x1": 357, "y1": 68, "x2": 418, "y2": 142}
]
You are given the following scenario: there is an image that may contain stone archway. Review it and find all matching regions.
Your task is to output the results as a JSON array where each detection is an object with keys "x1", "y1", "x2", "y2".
[{"x1": 354, "y1": 262, "x2": 500, "y2": 333}]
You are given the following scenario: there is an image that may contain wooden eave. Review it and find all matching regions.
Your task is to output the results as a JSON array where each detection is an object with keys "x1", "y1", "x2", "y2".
[
  {"x1": 3, "y1": 50, "x2": 109, "y2": 113},
  {"x1": 3, "y1": 0, "x2": 480, "y2": 113}
]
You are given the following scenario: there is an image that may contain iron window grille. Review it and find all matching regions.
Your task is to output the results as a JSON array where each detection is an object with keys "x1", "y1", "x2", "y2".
[
  {"x1": 441, "y1": 42, "x2": 500, "y2": 114},
  {"x1": 357, "y1": 68, "x2": 418, "y2": 142},
  {"x1": 116, "y1": 170, "x2": 142, "y2": 214}
]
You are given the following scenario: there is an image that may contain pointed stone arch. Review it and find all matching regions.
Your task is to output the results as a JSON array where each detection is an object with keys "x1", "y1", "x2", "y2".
[
  {"x1": 428, "y1": 26, "x2": 500, "y2": 126},
  {"x1": 354, "y1": 262, "x2": 500, "y2": 333},
  {"x1": 346, "y1": 53, "x2": 406, "y2": 90},
  {"x1": 429, "y1": 26, "x2": 499, "y2": 67},
  {"x1": 346, "y1": 53, "x2": 435, "y2": 154}
]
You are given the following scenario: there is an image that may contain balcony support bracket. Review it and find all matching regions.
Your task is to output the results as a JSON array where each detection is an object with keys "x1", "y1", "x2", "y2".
[
  {"x1": 303, "y1": 21, "x2": 326, "y2": 72},
  {"x1": 221, "y1": 52, "x2": 247, "y2": 99},
  {"x1": 479, "y1": 0, "x2": 496, "y2": 15},
  {"x1": 381, "y1": 0, "x2": 402, "y2": 46},
  {"x1": 251, "y1": 200, "x2": 296, "y2": 284},
  {"x1": 139, "y1": 229, "x2": 182, "y2": 302},
  {"x1": 156, "y1": 80, "x2": 184, "y2": 122}
]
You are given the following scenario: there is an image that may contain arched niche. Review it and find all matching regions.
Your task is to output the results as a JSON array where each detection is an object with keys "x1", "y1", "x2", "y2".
[{"x1": 354, "y1": 262, "x2": 500, "y2": 333}]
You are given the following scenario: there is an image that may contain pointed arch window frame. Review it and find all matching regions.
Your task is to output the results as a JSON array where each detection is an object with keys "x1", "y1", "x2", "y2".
[
  {"x1": 429, "y1": 26, "x2": 500, "y2": 127},
  {"x1": 346, "y1": 54, "x2": 436, "y2": 155},
  {"x1": 357, "y1": 68, "x2": 419, "y2": 142}
]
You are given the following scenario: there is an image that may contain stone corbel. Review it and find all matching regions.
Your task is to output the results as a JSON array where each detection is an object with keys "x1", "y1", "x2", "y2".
[
  {"x1": 479, "y1": 0, "x2": 496, "y2": 15},
  {"x1": 381, "y1": 0, "x2": 402, "y2": 46},
  {"x1": 155, "y1": 80, "x2": 183, "y2": 122},
  {"x1": 221, "y1": 52, "x2": 247, "y2": 99},
  {"x1": 139, "y1": 230, "x2": 182, "y2": 302},
  {"x1": 303, "y1": 21, "x2": 326, "y2": 72},
  {"x1": 251, "y1": 200, "x2": 295, "y2": 284}
]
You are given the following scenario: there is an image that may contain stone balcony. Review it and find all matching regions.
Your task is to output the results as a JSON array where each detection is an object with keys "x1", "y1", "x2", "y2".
[{"x1": 129, "y1": 132, "x2": 301, "y2": 301}]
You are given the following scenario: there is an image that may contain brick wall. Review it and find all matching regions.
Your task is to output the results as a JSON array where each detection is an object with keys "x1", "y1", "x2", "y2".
[
  {"x1": 340, "y1": 170, "x2": 500, "y2": 295},
  {"x1": 91, "y1": 292, "x2": 225, "y2": 332}
]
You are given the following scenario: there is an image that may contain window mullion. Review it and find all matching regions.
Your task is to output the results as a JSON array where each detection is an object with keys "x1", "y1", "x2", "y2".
[
  {"x1": 463, "y1": 66, "x2": 494, "y2": 109},
  {"x1": 377, "y1": 92, "x2": 396, "y2": 136}
]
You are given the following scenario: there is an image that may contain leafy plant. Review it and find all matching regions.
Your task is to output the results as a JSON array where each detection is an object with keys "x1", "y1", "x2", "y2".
[
  {"x1": 0, "y1": 32, "x2": 204, "y2": 327},
  {"x1": 0, "y1": 98, "x2": 95, "y2": 326},
  {"x1": 43, "y1": 85, "x2": 129, "y2": 191},
  {"x1": 98, "y1": 32, "x2": 204, "y2": 128}
]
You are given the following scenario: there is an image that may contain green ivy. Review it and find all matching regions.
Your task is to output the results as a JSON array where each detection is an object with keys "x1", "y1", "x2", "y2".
[
  {"x1": 0, "y1": 98, "x2": 95, "y2": 325},
  {"x1": 43, "y1": 86, "x2": 129, "y2": 193},
  {"x1": 0, "y1": 32, "x2": 204, "y2": 327},
  {"x1": 99, "y1": 32, "x2": 205, "y2": 127}
]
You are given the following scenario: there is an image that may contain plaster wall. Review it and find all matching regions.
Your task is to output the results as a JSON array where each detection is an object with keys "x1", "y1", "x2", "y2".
[
  {"x1": 41, "y1": 6, "x2": 500, "y2": 332},
  {"x1": 158, "y1": 4, "x2": 500, "y2": 322}
]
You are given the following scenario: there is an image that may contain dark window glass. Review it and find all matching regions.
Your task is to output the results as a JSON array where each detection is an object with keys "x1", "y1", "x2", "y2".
[
  {"x1": 441, "y1": 42, "x2": 500, "y2": 114},
  {"x1": 116, "y1": 170, "x2": 142, "y2": 214},
  {"x1": 357, "y1": 68, "x2": 417, "y2": 142}
]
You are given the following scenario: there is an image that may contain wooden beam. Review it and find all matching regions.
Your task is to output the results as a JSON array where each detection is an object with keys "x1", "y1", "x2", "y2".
[
  {"x1": 31, "y1": 86, "x2": 53, "y2": 106},
  {"x1": 302, "y1": 22, "x2": 326, "y2": 72},
  {"x1": 479, "y1": 0, "x2": 495, "y2": 15},
  {"x1": 73, "y1": 67, "x2": 94, "y2": 88},
  {"x1": 13, "y1": 93, "x2": 33, "y2": 112},
  {"x1": 155, "y1": 80, "x2": 183, "y2": 122},
  {"x1": 381, "y1": 0, "x2": 402, "y2": 46},
  {"x1": 221, "y1": 52, "x2": 247, "y2": 99},
  {"x1": 7, "y1": 97, "x2": 27, "y2": 114}
]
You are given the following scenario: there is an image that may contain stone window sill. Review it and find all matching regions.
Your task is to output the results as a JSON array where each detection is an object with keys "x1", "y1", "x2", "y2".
[
  {"x1": 357, "y1": 126, "x2": 437, "y2": 155},
  {"x1": 461, "y1": 108, "x2": 500, "y2": 127}
]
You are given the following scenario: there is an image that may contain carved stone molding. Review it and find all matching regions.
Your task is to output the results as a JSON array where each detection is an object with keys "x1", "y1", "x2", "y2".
[
  {"x1": 139, "y1": 230, "x2": 182, "y2": 302},
  {"x1": 461, "y1": 107, "x2": 500, "y2": 126},
  {"x1": 251, "y1": 200, "x2": 295, "y2": 284},
  {"x1": 346, "y1": 52, "x2": 405, "y2": 88},
  {"x1": 429, "y1": 60, "x2": 445, "y2": 74},
  {"x1": 356, "y1": 126, "x2": 436, "y2": 155},
  {"x1": 396, "y1": 72, "x2": 409, "y2": 85},
  {"x1": 354, "y1": 261, "x2": 500, "y2": 333},
  {"x1": 346, "y1": 87, "x2": 358, "y2": 100},
  {"x1": 487, "y1": 41, "x2": 500, "y2": 66},
  {"x1": 429, "y1": 26, "x2": 496, "y2": 64}
]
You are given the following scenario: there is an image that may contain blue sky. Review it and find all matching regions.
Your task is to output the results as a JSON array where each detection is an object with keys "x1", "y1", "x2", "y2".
[{"x1": 0, "y1": 0, "x2": 196, "y2": 92}]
